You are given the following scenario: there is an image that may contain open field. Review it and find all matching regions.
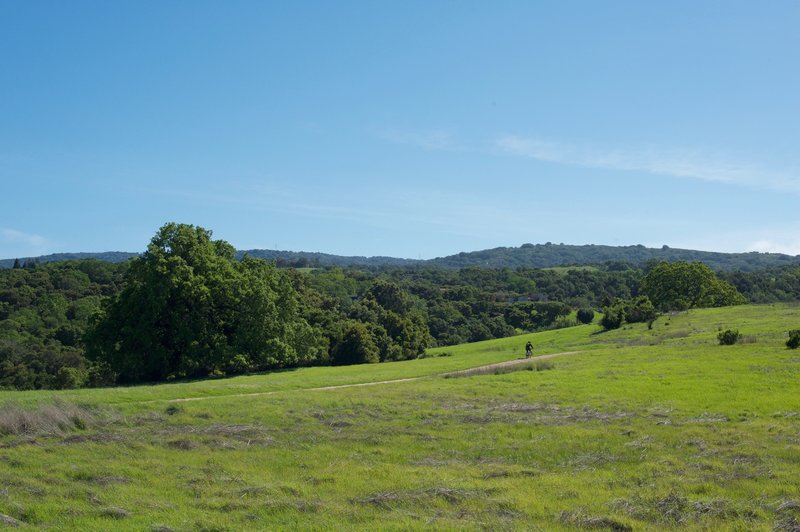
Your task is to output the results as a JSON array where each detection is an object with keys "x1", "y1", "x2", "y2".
[{"x1": 2, "y1": 304, "x2": 800, "y2": 530}]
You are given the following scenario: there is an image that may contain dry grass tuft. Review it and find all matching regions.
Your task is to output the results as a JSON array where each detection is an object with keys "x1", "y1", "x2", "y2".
[
  {"x1": 777, "y1": 499, "x2": 800, "y2": 513},
  {"x1": 304, "y1": 476, "x2": 335, "y2": 486},
  {"x1": 61, "y1": 432, "x2": 124, "y2": 445},
  {"x1": 158, "y1": 423, "x2": 273, "y2": 450},
  {"x1": 559, "y1": 508, "x2": 632, "y2": 531},
  {"x1": 457, "y1": 402, "x2": 634, "y2": 426},
  {"x1": 482, "y1": 469, "x2": 538, "y2": 480},
  {"x1": 564, "y1": 452, "x2": 618, "y2": 471},
  {"x1": 0, "y1": 401, "x2": 101, "y2": 438},
  {"x1": 354, "y1": 487, "x2": 485, "y2": 509},
  {"x1": 0, "y1": 512, "x2": 24, "y2": 527},
  {"x1": 133, "y1": 411, "x2": 167, "y2": 424},
  {"x1": 94, "y1": 475, "x2": 131, "y2": 486},
  {"x1": 166, "y1": 439, "x2": 197, "y2": 450},
  {"x1": 685, "y1": 413, "x2": 730, "y2": 424},
  {"x1": 100, "y1": 506, "x2": 131, "y2": 519},
  {"x1": 445, "y1": 360, "x2": 554, "y2": 379},
  {"x1": 775, "y1": 516, "x2": 800, "y2": 532},
  {"x1": 609, "y1": 494, "x2": 750, "y2": 525}
]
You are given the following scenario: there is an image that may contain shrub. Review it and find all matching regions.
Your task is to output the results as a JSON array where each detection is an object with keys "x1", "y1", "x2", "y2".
[
  {"x1": 85, "y1": 361, "x2": 118, "y2": 388},
  {"x1": 624, "y1": 296, "x2": 658, "y2": 324},
  {"x1": 576, "y1": 308, "x2": 595, "y2": 324},
  {"x1": 226, "y1": 354, "x2": 251, "y2": 374},
  {"x1": 717, "y1": 329, "x2": 741, "y2": 346},
  {"x1": 332, "y1": 321, "x2": 380, "y2": 365},
  {"x1": 165, "y1": 404, "x2": 183, "y2": 416},
  {"x1": 787, "y1": 330, "x2": 800, "y2": 349},
  {"x1": 54, "y1": 367, "x2": 85, "y2": 390},
  {"x1": 600, "y1": 300, "x2": 625, "y2": 330}
]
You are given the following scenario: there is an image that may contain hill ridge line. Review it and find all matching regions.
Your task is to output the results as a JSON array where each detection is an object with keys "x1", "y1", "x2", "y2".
[{"x1": 4, "y1": 242, "x2": 798, "y2": 271}]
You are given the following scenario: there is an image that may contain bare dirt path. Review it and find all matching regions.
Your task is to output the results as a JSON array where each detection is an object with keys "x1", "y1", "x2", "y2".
[{"x1": 157, "y1": 351, "x2": 582, "y2": 404}]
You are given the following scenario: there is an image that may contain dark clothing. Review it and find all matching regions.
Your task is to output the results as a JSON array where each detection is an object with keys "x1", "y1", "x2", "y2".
[{"x1": 525, "y1": 342, "x2": 533, "y2": 357}]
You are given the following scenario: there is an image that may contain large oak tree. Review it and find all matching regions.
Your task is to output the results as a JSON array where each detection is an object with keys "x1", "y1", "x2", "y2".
[{"x1": 85, "y1": 223, "x2": 327, "y2": 382}]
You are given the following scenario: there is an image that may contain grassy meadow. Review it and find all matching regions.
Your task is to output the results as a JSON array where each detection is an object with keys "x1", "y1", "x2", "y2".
[{"x1": 2, "y1": 304, "x2": 800, "y2": 530}]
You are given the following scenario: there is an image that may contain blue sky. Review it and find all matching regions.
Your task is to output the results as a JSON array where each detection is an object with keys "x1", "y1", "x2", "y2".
[{"x1": 2, "y1": 1, "x2": 799, "y2": 260}]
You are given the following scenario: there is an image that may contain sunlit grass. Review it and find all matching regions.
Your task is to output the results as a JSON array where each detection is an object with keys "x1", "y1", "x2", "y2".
[{"x1": 1, "y1": 303, "x2": 799, "y2": 529}]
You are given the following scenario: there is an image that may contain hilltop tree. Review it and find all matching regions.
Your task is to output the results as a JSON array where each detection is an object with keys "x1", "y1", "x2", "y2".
[
  {"x1": 640, "y1": 261, "x2": 746, "y2": 311},
  {"x1": 85, "y1": 223, "x2": 326, "y2": 383}
]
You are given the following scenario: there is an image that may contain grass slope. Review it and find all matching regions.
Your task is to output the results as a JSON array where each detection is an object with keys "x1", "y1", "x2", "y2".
[{"x1": 1, "y1": 304, "x2": 799, "y2": 530}]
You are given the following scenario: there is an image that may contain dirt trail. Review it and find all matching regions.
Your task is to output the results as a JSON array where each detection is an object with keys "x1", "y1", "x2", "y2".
[
  {"x1": 156, "y1": 351, "x2": 581, "y2": 404},
  {"x1": 440, "y1": 351, "x2": 580, "y2": 378}
]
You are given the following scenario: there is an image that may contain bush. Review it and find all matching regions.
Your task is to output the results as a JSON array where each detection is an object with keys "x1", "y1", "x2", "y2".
[
  {"x1": 226, "y1": 354, "x2": 251, "y2": 374},
  {"x1": 624, "y1": 296, "x2": 658, "y2": 324},
  {"x1": 787, "y1": 330, "x2": 800, "y2": 349},
  {"x1": 600, "y1": 300, "x2": 625, "y2": 330},
  {"x1": 576, "y1": 308, "x2": 595, "y2": 324},
  {"x1": 85, "y1": 361, "x2": 118, "y2": 388},
  {"x1": 54, "y1": 367, "x2": 85, "y2": 390},
  {"x1": 332, "y1": 322, "x2": 380, "y2": 365},
  {"x1": 717, "y1": 329, "x2": 741, "y2": 346}
]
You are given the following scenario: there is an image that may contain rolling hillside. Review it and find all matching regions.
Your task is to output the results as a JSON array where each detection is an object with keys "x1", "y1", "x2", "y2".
[
  {"x1": 1, "y1": 304, "x2": 799, "y2": 529},
  {"x1": 3, "y1": 243, "x2": 798, "y2": 271}
]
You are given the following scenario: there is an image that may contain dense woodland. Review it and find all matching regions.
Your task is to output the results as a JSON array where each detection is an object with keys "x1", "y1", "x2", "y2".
[{"x1": 2, "y1": 223, "x2": 800, "y2": 390}]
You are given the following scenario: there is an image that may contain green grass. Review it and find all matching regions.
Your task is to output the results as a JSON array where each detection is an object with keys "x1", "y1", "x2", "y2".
[{"x1": 2, "y1": 303, "x2": 800, "y2": 530}]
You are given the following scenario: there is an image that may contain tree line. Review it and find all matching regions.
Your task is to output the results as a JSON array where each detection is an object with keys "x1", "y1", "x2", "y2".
[{"x1": 2, "y1": 223, "x2": 798, "y2": 390}]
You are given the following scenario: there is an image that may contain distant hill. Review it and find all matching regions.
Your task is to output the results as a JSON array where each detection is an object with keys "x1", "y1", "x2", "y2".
[
  {"x1": 0, "y1": 249, "x2": 418, "y2": 269},
  {"x1": 0, "y1": 252, "x2": 139, "y2": 269},
  {"x1": 2, "y1": 243, "x2": 798, "y2": 271},
  {"x1": 427, "y1": 243, "x2": 800, "y2": 272},
  {"x1": 236, "y1": 249, "x2": 420, "y2": 268}
]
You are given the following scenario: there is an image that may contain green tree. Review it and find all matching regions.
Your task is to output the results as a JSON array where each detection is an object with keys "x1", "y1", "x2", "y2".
[
  {"x1": 346, "y1": 279, "x2": 430, "y2": 360},
  {"x1": 623, "y1": 296, "x2": 658, "y2": 324},
  {"x1": 332, "y1": 321, "x2": 380, "y2": 365},
  {"x1": 576, "y1": 308, "x2": 595, "y2": 324},
  {"x1": 640, "y1": 261, "x2": 746, "y2": 311},
  {"x1": 600, "y1": 299, "x2": 625, "y2": 330},
  {"x1": 85, "y1": 223, "x2": 326, "y2": 383}
]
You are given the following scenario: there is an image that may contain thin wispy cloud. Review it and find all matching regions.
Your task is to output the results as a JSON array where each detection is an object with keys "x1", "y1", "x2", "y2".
[
  {"x1": 748, "y1": 239, "x2": 800, "y2": 256},
  {"x1": 670, "y1": 222, "x2": 800, "y2": 257},
  {"x1": 128, "y1": 182, "x2": 509, "y2": 242},
  {"x1": 496, "y1": 135, "x2": 800, "y2": 193},
  {"x1": 1, "y1": 228, "x2": 48, "y2": 248},
  {"x1": 745, "y1": 224, "x2": 800, "y2": 256}
]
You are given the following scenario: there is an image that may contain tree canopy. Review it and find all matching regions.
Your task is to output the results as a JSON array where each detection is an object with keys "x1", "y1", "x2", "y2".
[
  {"x1": 640, "y1": 261, "x2": 746, "y2": 311},
  {"x1": 85, "y1": 223, "x2": 327, "y2": 382}
]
